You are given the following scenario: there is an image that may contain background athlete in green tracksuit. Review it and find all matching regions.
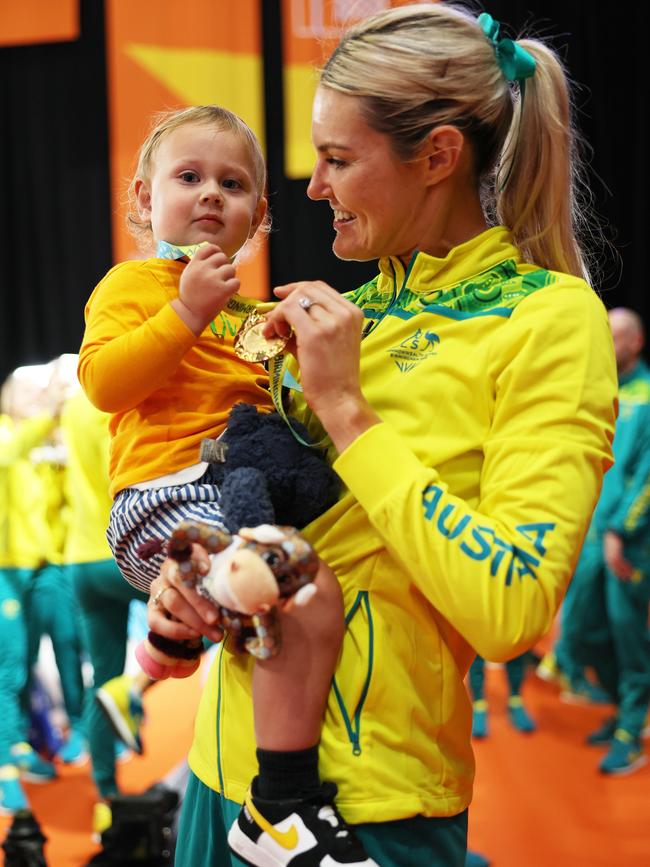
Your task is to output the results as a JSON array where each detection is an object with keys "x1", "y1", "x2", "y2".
[
  {"x1": 61, "y1": 388, "x2": 148, "y2": 829},
  {"x1": 558, "y1": 308, "x2": 650, "y2": 774},
  {"x1": 0, "y1": 366, "x2": 73, "y2": 812},
  {"x1": 467, "y1": 653, "x2": 536, "y2": 738}
]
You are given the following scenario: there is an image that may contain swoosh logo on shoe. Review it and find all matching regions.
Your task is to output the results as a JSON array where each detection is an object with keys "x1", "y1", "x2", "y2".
[{"x1": 245, "y1": 792, "x2": 299, "y2": 850}]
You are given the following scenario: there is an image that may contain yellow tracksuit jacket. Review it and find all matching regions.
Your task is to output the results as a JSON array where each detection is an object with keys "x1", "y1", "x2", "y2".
[
  {"x1": 0, "y1": 414, "x2": 57, "y2": 569},
  {"x1": 78, "y1": 258, "x2": 273, "y2": 497},
  {"x1": 189, "y1": 227, "x2": 617, "y2": 822},
  {"x1": 60, "y1": 390, "x2": 113, "y2": 564},
  {"x1": 33, "y1": 459, "x2": 67, "y2": 565}
]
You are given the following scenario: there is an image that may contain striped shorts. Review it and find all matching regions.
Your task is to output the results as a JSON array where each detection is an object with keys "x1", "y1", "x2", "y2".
[{"x1": 107, "y1": 465, "x2": 227, "y2": 594}]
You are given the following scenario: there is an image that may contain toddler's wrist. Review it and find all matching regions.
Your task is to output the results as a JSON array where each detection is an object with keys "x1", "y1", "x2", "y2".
[{"x1": 171, "y1": 298, "x2": 210, "y2": 336}]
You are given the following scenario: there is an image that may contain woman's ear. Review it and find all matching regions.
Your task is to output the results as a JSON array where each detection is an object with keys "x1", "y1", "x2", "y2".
[
  {"x1": 421, "y1": 125, "x2": 466, "y2": 186},
  {"x1": 134, "y1": 178, "x2": 152, "y2": 221}
]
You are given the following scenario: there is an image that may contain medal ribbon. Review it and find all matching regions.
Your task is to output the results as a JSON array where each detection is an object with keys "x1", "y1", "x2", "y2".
[
  {"x1": 268, "y1": 354, "x2": 329, "y2": 450},
  {"x1": 157, "y1": 241, "x2": 327, "y2": 448}
]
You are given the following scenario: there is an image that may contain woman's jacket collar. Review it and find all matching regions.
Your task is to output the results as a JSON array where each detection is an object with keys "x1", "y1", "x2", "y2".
[{"x1": 378, "y1": 225, "x2": 519, "y2": 295}]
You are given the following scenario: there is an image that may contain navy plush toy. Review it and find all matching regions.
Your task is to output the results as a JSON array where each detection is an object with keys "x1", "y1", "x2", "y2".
[
  {"x1": 205, "y1": 403, "x2": 340, "y2": 534},
  {"x1": 136, "y1": 403, "x2": 340, "y2": 676}
]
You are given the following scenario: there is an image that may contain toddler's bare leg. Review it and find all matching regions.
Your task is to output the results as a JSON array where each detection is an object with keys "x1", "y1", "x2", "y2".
[{"x1": 253, "y1": 559, "x2": 344, "y2": 751}]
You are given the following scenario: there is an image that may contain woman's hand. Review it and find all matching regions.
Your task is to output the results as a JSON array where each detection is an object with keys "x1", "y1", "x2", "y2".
[
  {"x1": 262, "y1": 281, "x2": 380, "y2": 451},
  {"x1": 147, "y1": 544, "x2": 224, "y2": 644}
]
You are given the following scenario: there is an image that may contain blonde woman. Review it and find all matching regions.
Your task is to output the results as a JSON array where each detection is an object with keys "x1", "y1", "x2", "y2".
[{"x1": 150, "y1": 5, "x2": 618, "y2": 866}]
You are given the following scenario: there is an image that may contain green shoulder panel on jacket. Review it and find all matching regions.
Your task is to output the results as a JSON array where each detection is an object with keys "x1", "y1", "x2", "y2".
[
  {"x1": 412, "y1": 260, "x2": 557, "y2": 317},
  {"x1": 343, "y1": 276, "x2": 384, "y2": 317},
  {"x1": 344, "y1": 261, "x2": 558, "y2": 322}
]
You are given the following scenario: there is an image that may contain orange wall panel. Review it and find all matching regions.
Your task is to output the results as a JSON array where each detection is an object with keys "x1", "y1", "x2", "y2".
[
  {"x1": 105, "y1": 0, "x2": 268, "y2": 298},
  {"x1": 0, "y1": 0, "x2": 78, "y2": 47},
  {"x1": 282, "y1": 0, "x2": 430, "y2": 178}
]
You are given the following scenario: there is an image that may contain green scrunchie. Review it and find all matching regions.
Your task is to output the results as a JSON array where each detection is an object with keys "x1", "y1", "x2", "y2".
[{"x1": 478, "y1": 12, "x2": 536, "y2": 82}]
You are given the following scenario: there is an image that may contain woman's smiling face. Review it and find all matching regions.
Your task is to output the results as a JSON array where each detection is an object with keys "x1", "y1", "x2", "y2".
[{"x1": 307, "y1": 87, "x2": 429, "y2": 263}]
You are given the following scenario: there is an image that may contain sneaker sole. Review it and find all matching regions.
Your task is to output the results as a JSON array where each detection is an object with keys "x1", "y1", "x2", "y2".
[
  {"x1": 600, "y1": 755, "x2": 648, "y2": 776},
  {"x1": 228, "y1": 822, "x2": 308, "y2": 867},
  {"x1": 228, "y1": 822, "x2": 291, "y2": 867},
  {"x1": 227, "y1": 821, "x2": 380, "y2": 867},
  {"x1": 95, "y1": 689, "x2": 142, "y2": 754}
]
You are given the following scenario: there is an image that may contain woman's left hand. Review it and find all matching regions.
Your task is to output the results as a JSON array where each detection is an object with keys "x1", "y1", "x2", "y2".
[
  {"x1": 262, "y1": 281, "x2": 379, "y2": 449},
  {"x1": 147, "y1": 546, "x2": 224, "y2": 645}
]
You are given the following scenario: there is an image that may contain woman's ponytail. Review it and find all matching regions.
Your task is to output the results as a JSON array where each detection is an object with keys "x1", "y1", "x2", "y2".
[{"x1": 496, "y1": 40, "x2": 592, "y2": 283}]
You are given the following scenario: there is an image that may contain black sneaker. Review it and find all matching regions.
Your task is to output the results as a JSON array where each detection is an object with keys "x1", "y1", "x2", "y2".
[{"x1": 227, "y1": 778, "x2": 378, "y2": 866}]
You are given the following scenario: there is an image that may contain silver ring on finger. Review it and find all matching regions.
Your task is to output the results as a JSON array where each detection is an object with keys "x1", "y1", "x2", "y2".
[{"x1": 298, "y1": 296, "x2": 316, "y2": 311}]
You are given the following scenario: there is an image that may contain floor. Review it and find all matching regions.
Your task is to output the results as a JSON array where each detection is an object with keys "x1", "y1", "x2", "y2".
[
  {"x1": 1, "y1": 655, "x2": 648, "y2": 866},
  {"x1": 468, "y1": 665, "x2": 649, "y2": 867}
]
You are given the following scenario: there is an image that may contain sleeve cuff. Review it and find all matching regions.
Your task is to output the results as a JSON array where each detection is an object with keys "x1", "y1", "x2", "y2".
[{"x1": 155, "y1": 302, "x2": 198, "y2": 349}]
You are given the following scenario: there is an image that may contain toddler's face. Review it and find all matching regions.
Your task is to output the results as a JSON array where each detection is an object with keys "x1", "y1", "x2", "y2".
[{"x1": 136, "y1": 122, "x2": 266, "y2": 257}]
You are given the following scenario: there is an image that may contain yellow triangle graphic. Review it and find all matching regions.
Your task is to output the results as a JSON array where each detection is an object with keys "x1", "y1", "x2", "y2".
[
  {"x1": 125, "y1": 44, "x2": 264, "y2": 143},
  {"x1": 284, "y1": 62, "x2": 319, "y2": 179}
]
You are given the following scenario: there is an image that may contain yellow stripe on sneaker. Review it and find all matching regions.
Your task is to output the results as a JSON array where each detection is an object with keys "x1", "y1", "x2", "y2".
[
  {"x1": 244, "y1": 791, "x2": 299, "y2": 850},
  {"x1": 93, "y1": 802, "x2": 112, "y2": 836}
]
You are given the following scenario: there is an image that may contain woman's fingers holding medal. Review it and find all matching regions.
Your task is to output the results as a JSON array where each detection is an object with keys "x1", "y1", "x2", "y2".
[
  {"x1": 274, "y1": 279, "x2": 338, "y2": 309},
  {"x1": 262, "y1": 281, "x2": 353, "y2": 342},
  {"x1": 261, "y1": 280, "x2": 365, "y2": 414},
  {"x1": 148, "y1": 545, "x2": 223, "y2": 644}
]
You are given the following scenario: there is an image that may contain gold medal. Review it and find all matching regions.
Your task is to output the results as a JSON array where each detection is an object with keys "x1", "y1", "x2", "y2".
[{"x1": 234, "y1": 311, "x2": 287, "y2": 362}]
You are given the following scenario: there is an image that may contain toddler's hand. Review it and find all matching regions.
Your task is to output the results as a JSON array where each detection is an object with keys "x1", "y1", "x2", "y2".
[{"x1": 174, "y1": 244, "x2": 240, "y2": 335}]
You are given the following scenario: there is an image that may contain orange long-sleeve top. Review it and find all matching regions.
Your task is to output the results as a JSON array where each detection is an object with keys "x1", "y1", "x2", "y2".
[{"x1": 78, "y1": 258, "x2": 273, "y2": 497}]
